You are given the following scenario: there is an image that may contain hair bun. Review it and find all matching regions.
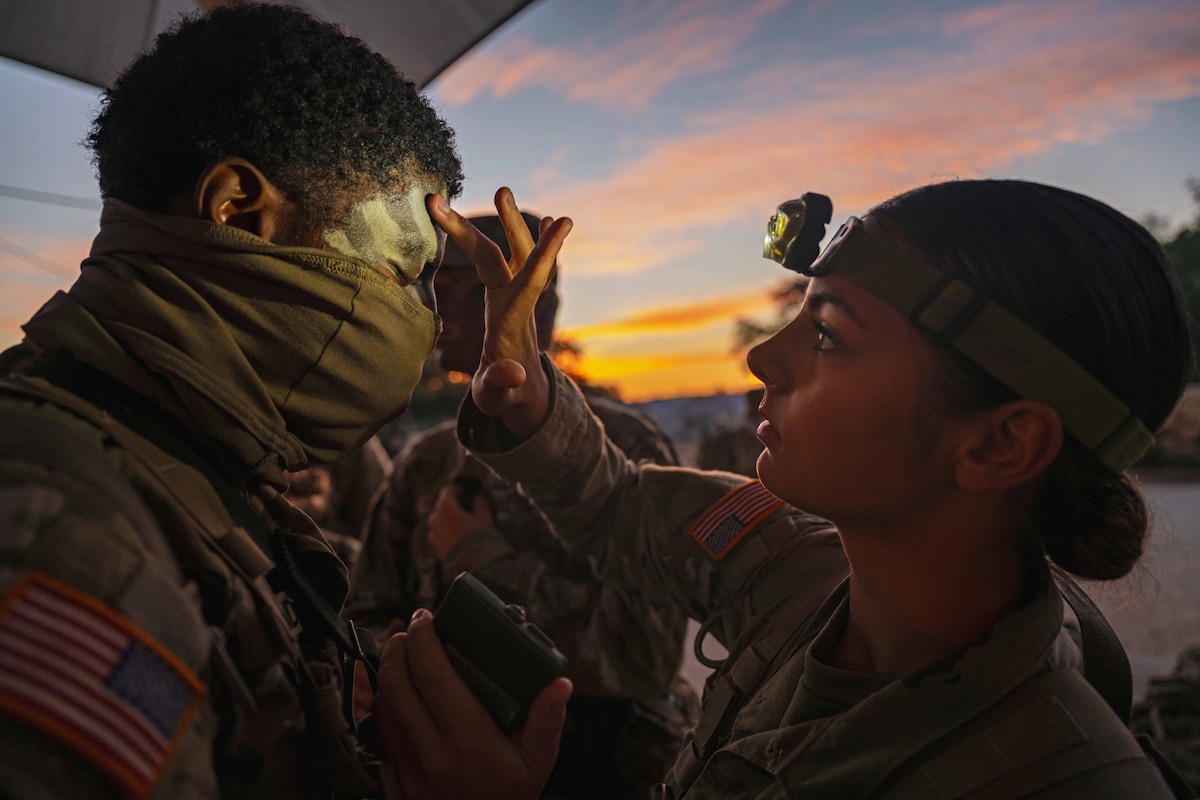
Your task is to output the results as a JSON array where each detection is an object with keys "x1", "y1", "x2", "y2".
[{"x1": 1038, "y1": 467, "x2": 1148, "y2": 581}]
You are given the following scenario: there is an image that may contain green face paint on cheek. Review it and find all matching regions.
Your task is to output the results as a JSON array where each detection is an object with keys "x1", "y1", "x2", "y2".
[{"x1": 322, "y1": 183, "x2": 445, "y2": 284}]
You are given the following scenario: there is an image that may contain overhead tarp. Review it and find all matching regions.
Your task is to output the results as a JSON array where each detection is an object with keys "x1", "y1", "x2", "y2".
[{"x1": 0, "y1": 0, "x2": 538, "y2": 89}]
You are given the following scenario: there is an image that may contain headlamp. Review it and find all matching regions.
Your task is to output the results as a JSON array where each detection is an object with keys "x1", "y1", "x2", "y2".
[
  {"x1": 763, "y1": 193, "x2": 833, "y2": 272},
  {"x1": 762, "y1": 200, "x2": 1153, "y2": 474}
]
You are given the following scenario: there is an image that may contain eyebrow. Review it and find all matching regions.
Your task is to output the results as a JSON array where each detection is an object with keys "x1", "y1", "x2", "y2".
[{"x1": 805, "y1": 288, "x2": 867, "y2": 329}]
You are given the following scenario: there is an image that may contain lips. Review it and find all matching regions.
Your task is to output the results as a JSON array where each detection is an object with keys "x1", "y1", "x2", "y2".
[{"x1": 756, "y1": 418, "x2": 780, "y2": 446}]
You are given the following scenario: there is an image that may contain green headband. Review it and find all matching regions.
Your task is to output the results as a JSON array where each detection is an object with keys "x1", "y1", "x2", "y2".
[{"x1": 771, "y1": 210, "x2": 1153, "y2": 474}]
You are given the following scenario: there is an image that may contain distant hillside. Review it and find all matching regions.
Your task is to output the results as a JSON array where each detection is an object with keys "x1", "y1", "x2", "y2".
[
  {"x1": 630, "y1": 392, "x2": 749, "y2": 444},
  {"x1": 631, "y1": 383, "x2": 1200, "y2": 478}
]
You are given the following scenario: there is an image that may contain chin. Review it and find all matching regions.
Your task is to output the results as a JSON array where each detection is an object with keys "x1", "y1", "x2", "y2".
[
  {"x1": 754, "y1": 458, "x2": 803, "y2": 507},
  {"x1": 754, "y1": 456, "x2": 781, "y2": 493}
]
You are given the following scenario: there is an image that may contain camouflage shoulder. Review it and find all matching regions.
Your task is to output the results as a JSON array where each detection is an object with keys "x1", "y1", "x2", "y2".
[
  {"x1": 391, "y1": 420, "x2": 464, "y2": 490},
  {"x1": 0, "y1": 399, "x2": 215, "y2": 798},
  {"x1": 394, "y1": 419, "x2": 458, "y2": 462},
  {"x1": 681, "y1": 476, "x2": 845, "y2": 614},
  {"x1": 1130, "y1": 644, "x2": 1200, "y2": 794}
]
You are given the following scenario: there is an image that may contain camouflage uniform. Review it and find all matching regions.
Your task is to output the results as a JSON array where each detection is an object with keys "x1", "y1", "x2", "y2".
[
  {"x1": 346, "y1": 393, "x2": 696, "y2": 798},
  {"x1": 284, "y1": 436, "x2": 394, "y2": 569},
  {"x1": 458, "y1": 360, "x2": 1178, "y2": 799},
  {"x1": 1131, "y1": 645, "x2": 1200, "y2": 793},
  {"x1": 0, "y1": 201, "x2": 422, "y2": 800}
]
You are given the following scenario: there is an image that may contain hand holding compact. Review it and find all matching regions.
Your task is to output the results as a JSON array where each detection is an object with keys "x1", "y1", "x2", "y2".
[{"x1": 373, "y1": 609, "x2": 572, "y2": 800}]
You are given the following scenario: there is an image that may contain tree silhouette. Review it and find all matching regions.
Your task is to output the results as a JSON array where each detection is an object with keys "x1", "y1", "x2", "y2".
[
  {"x1": 731, "y1": 276, "x2": 808, "y2": 352},
  {"x1": 1156, "y1": 177, "x2": 1200, "y2": 381}
]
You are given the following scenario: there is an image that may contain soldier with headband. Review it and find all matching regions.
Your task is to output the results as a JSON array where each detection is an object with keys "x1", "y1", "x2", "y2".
[{"x1": 382, "y1": 180, "x2": 1194, "y2": 798}]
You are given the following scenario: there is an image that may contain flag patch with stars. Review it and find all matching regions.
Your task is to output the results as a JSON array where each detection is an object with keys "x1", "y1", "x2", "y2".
[
  {"x1": 689, "y1": 480, "x2": 784, "y2": 560},
  {"x1": 0, "y1": 571, "x2": 206, "y2": 798}
]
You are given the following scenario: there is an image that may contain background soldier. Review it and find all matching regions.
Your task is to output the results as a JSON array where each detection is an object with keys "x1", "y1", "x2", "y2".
[
  {"x1": 347, "y1": 212, "x2": 698, "y2": 799},
  {"x1": 284, "y1": 434, "x2": 394, "y2": 567}
]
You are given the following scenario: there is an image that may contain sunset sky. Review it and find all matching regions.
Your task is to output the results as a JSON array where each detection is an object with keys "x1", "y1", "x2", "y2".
[{"x1": 2, "y1": 0, "x2": 1198, "y2": 401}]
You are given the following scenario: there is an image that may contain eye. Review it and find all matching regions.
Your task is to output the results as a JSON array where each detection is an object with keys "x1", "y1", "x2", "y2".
[{"x1": 812, "y1": 319, "x2": 840, "y2": 351}]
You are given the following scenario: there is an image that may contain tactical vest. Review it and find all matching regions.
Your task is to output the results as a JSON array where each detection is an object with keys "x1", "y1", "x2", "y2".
[{"x1": 0, "y1": 367, "x2": 386, "y2": 800}]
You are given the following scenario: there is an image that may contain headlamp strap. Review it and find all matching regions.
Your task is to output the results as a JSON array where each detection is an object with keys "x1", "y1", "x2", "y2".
[{"x1": 826, "y1": 221, "x2": 1153, "y2": 474}]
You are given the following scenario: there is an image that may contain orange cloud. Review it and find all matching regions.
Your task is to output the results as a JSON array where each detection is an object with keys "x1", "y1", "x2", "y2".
[
  {"x1": 572, "y1": 349, "x2": 760, "y2": 402},
  {"x1": 0, "y1": 281, "x2": 72, "y2": 350},
  {"x1": 560, "y1": 291, "x2": 774, "y2": 339}
]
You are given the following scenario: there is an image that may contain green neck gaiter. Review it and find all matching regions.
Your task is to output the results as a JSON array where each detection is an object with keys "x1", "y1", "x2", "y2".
[{"x1": 20, "y1": 200, "x2": 437, "y2": 478}]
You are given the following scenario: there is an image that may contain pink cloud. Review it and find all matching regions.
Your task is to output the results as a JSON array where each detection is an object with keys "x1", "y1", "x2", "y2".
[
  {"x1": 0, "y1": 233, "x2": 88, "y2": 279},
  {"x1": 436, "y1": 0, "x2": 786, "y2": 110},
  {"x1": 513, "y1": 2, "x2": 1200, "y2": 278},
  {"x1": 0, "y1": 233, "x2": 89, "y2": 348}
]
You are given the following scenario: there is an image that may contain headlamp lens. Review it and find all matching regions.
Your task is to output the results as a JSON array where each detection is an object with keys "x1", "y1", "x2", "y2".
[
  {"x1": 762, "y1": 194, "x2": 833, "y2": 273},
  {"x1": 763, "y1": 201, "x2": 802, "y2": 263}
]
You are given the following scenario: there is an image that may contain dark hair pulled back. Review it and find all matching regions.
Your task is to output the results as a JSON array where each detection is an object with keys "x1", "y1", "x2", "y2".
[{"x1": 870, "y1": 179, "x2": 1192, "y2": 580}]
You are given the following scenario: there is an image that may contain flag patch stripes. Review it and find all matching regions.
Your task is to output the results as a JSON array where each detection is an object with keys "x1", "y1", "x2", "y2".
[
  {"x1": 689, "y1": 480, "x2": 784, "y2": 560},
  {"x1": 0, "y1": 571, "x2": 205, "y2": 798}
]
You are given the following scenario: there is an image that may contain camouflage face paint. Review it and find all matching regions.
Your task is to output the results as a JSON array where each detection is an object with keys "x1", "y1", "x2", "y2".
[{"x1": 323, "y1": 181, "x2": 447, "y2": 302}]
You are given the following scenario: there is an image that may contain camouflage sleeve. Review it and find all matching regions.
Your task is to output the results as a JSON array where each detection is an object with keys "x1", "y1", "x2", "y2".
[
  {"x1": 440, "y1": 503, "x2": 691, "y2": 701},
  {"x1": 439, "y1": 402, "x2": 691, "y2": 700},
  {"x1": 344, "y1": 424, "x2": 461, "y2": 633},
  {"x1": 583, "y1": 392, "x2": 681, "y2": 467},
  {"x1": 459, "y1": 358, "x2": 849, "y2": 654}
]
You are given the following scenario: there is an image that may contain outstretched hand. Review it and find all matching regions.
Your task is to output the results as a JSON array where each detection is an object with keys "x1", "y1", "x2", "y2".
[
  {"x1": 373, "y1": 609, "x2": 572, "y2": 800},
  {"x1": 428, "y1": 187, "x2": 572, "y2": 436}
]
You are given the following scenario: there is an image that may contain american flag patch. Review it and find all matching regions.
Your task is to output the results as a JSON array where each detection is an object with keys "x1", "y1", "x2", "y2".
[
  {"x1": 689, "y1": 480, "x2": 784, "y2": 560},
  {"x1": 0, "y1": 571, "x2": 205, "y2": 798}
]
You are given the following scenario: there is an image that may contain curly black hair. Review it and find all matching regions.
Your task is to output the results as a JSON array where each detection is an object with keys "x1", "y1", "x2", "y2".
[{"x1": 87, "y1": 3, "x2": 463, "y2": 218}]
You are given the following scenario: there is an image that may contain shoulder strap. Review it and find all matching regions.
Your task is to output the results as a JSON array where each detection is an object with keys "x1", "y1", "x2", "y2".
[
  {"x1": 1, "y1": 371, "x2": 386, "y2": 797},
  {"x1": 673, "y1": 578, "x2": 849, "y2": 794},
  {"x1": 1052, "y1": 567, "x2": 1132, "y2": 723},
  {"x1": 884, "y1": 667, "x2": 1152, "y2": 800},
  {"x1": 0, "y1": 364, "x2": 380, "y2": 683}
]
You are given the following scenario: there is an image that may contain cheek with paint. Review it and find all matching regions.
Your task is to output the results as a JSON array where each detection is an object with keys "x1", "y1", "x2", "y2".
[{"x1": 322, "y1": 185, "x2": 444, "y2": 304}]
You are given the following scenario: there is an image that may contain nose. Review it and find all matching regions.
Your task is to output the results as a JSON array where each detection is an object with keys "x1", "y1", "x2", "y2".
[
  {"x1": 746, "y1": 335, "x2": 775, "y2": 389},
  {"x1": 746, "y1": 319, "x2": 797, "y2": 392}
]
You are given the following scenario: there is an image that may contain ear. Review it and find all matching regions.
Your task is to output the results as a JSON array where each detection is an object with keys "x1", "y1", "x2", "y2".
[
  {"x1": 189, "y1": 157, "x2": 294, "y2": 242},
  {"x1": 954, "y1": 401, "x2": 1064, "y2": 492}
]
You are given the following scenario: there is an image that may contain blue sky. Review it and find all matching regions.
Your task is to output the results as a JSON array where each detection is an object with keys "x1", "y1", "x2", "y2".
[{"x1": 2, "y1": 0, "x2": 1198, "y2": 400}]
